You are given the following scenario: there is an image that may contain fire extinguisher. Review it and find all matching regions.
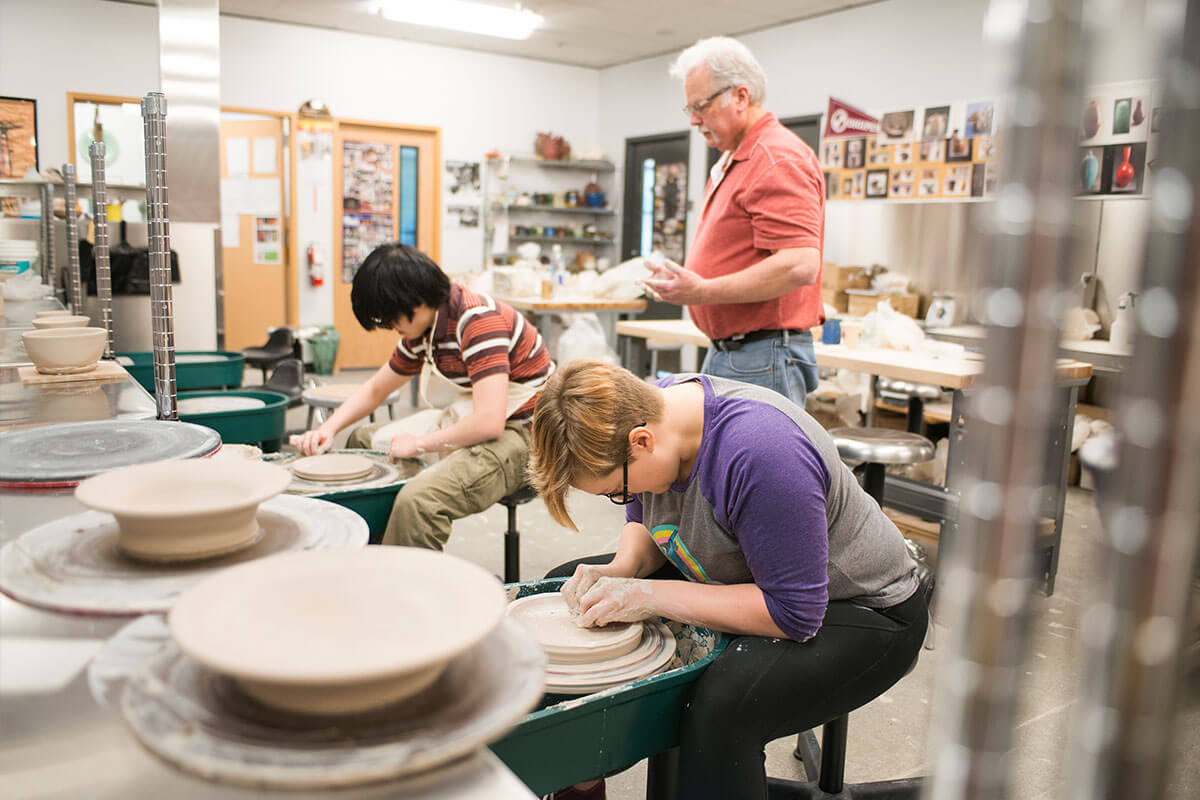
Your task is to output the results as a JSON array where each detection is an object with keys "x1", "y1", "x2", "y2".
[{"x1": 306, "y1": 243, "x2": 325, "y2": 287}]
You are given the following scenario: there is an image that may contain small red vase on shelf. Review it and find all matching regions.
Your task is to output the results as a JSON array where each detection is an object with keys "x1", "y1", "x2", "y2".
[{"x1": 1114, "y1": 146, "x2": 1135, "y2": 189}]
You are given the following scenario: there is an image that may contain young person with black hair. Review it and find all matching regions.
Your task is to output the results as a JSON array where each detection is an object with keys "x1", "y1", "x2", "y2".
[{"x1": 292, "y1": 243, "x2": 554, "y2": 549}]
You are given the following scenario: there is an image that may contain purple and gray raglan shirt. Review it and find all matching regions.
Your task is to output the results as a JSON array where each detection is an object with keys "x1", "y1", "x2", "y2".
[{"x1": 627, "y1": 375, "x2": 919, "y2": 642}]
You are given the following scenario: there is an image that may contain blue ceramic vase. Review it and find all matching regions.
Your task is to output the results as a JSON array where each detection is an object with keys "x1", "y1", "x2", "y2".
[{"x1": 1081, "y1": 151, "x2": 1099, "y2": 191}]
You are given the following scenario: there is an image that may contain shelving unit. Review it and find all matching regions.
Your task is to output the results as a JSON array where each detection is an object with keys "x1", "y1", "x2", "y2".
[{"x1": 481, "y1": 155, "x2": 618, "y2": 267}]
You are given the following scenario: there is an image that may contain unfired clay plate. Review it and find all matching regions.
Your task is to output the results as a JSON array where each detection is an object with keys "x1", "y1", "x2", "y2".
[
  {"x1": 291, "y1": 453, "x2": 374, "y2": 482},
  {"x1": 168, "y1": 547, "x2": 507, "y2": 714},
  {"x1": 75, "y1": 459, "x2": 291, "y2": 562},
  {"x1": 505, "y1": 592, "x2": 644, "y2": 664},
  {"x1": 177, "y1": 396, "x2": 266, "y2": 415}
]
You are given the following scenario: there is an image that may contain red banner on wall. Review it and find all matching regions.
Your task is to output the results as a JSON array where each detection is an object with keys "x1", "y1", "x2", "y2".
[{"x1": 823, "y1": 98, "x2": 879, "y2": 138}]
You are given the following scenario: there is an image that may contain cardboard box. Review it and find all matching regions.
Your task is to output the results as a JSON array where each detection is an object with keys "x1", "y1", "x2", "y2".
[
  {"x1": 821, "y1": 264, "x2": 871, "y2": 292},
  {"x1": 846, "y1": 290, "x2": 920, "y2": 318},
  {"x1": 822, "y1": 286, "x2": 849, "y2": 313}
]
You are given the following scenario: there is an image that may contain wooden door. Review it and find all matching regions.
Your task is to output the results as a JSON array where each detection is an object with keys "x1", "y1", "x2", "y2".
[
  {"x1": 219, "y1": 117, "x2": 289, "y2": 351},
  {"x1": 333, "y1": 122, "x2": 440, "y2": 369}
]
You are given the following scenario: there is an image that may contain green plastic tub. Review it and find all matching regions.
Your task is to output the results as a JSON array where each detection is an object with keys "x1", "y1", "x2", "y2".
[
  {"x1": 177, "y1": 390, "x2": 288, "y2": 452},
  {"x1": 117, "y1": 351, "x2": 245, "y2": 392},
  {"x1": 490, "y1": 579, "x2": 728, "y2": 796}
]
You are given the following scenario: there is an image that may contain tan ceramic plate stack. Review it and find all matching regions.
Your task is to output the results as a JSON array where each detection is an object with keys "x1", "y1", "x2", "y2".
[
  {"x1": 75, "y1": 459, "x2": 292, "y2": 562},
  {"x1": 505, "y1": 592, "x2": 677, "y2": 694},
  {"x1": 168, "y1": 547, "x2": 508, "y2": 714},
  {"x1": 290, "y1": 453, "x2": 375, "y2": 482}
]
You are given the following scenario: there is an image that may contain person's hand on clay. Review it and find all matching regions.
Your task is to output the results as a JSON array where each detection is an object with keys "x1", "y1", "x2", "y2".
[
  {"x1": 575, "y1": 576, "x2": 657, "y2": 628},
  {"x1": 640, "y1": 259, "x2": 707, "y2": 306},
  {"x1": 561, "y1": 562, "x2": 621, "y2": 614},
  {"x1": 289, "y1": 427, "x2": 333, "y2": 456}
]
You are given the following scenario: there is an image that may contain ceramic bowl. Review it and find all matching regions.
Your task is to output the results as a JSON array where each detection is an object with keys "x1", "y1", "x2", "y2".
[
  {"x1": 75, "y1": 459, "x2": 292, "y2": 562},
  {"x1": 21, "y1": 327, "x2": 106, "y2": 374},
  {"x1": 31, "y1": 314, "x2": 91, "y2": 329},
  {"x1": 169, "y1": 548, "x2": 507, "y2": 714},
  {"x1": 34, "y1": 309, "x2": 73, "y2": 318}
]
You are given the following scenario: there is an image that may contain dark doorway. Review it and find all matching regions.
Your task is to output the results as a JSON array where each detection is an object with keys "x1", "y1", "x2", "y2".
[{"x1": 705, "y1": 113, "x2": 822, "y2": 172}]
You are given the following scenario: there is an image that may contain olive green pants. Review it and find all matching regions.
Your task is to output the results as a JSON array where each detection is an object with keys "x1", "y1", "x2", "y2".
[{"x1": 347, "y1": 419, "x2": 531, "y2": 550}]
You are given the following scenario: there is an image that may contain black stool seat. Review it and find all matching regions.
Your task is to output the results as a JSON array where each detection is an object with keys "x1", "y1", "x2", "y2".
[
  {"x1": 244, "y1": 358, "x2": 305, "y2": 409},
  {"x1": 830, "y1": 428, "x2": 934, "y2": 465},
  {"x1": 241, "y1": 327, "x2": 296, "y2": 383},
  {"x1": 498, "y1": 485, "x2": 537, "y2": 583}
]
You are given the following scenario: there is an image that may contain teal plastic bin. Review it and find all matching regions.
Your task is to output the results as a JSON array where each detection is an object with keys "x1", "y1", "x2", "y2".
[
  {"x1": 177, "y1": 390, "x2": 289, "y2": 452},
  {"x1": 490, "y1": 579, "x2": 728, "y2": 796},
  {"x1": 118, "y1": 351, "x2": 245, "y2": 392}
]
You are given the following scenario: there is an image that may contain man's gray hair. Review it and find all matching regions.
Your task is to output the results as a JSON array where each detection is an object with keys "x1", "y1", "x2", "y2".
[{"x1": 669, "y1": 36, "x2": 767, "y2": 105}]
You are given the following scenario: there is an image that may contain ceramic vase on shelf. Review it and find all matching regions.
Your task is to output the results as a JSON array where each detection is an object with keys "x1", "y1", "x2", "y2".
[
  {"x1": 1082, "y1": 99, "x2": 1101, "y2": 138},
  {"x1": 1081, "y1": 150, "x2": 1100, "y2": 191},
  {"x1": 1114, "y1": 146, "x2": 1136, "y2": 189},
  {"x1": 1132, "y1": 99, "x2": 1145, "y2": 126}
]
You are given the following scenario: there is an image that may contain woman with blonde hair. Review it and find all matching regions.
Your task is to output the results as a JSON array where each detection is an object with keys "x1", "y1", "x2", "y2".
[{"x1": 529, "y1": 360, "x2": 926, "y2": 799}]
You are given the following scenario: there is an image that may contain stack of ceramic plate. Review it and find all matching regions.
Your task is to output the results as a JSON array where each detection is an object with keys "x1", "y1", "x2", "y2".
[
  {"x1": 291, "y1": 453, "x2": 375, "y2": 483},
  {"x1": 506, "y1": 592, "x2": 677, "y2": 695}
]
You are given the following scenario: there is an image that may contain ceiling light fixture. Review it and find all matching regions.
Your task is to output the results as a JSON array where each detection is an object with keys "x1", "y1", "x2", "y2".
[{"x1": 376, "y1": 1, "x2": 543, "y2": 41}]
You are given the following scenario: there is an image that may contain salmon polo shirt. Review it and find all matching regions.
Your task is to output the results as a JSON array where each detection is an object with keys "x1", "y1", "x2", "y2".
[{"x1": 686, "y1": 112, "x2": 826, "y2": 341}]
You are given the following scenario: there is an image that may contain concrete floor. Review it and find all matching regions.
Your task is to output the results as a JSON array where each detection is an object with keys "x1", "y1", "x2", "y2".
[{"x1": 285, "y1": 369, "x2": 1199, "y2": 799}]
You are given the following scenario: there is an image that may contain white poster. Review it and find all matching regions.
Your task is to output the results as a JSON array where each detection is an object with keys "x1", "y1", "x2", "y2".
[
  {"x1": 226, "y1": 137, "x2": 250, "y2": 178},
  {"x1": 252, "y1": 136, "x2": 277, "y2": 174}
]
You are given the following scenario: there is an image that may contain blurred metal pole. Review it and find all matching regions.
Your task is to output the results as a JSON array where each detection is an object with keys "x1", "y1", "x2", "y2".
[
  {"x1": 923, "y1": 1, "x2": 1088, "y2": 798},
  {"x1": 38, "y1": 182, "x2": 54, "y2": 288},
  {"x1": 61, "y1": 163, "x2": 83, "y2": 316},
  {"x1": 142, "y1": 92, "x2": 177, "y2": 421},
  {"x1": 89, "y1": 141, "x2": 114, "y2": 359},
  {"x1": 1065, "y1": 1, "x2": 1200, "y2": 797}
]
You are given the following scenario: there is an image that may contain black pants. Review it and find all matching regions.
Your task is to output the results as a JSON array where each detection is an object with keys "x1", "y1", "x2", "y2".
[{"x1": 546, "y1": 556, "x2": 928, "y2": 800}]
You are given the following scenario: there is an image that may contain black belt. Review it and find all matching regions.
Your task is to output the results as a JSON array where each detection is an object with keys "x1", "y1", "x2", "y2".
[{"x1": 711, "y1": 328, "x2": 804, "y2": 351}]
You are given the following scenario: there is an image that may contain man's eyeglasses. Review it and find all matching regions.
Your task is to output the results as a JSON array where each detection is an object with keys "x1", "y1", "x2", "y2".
[
  {"x1": 603, "y1": 422, "x2": 648, "y2": 505},
  {"x1": 683, "y1": 85, "x2": 733, "y2": 117}
]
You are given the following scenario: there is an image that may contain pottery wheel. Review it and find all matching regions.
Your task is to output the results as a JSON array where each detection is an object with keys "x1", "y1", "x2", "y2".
[
  {"x1": 271, "y1": 451, "x2": 422, "y2": 495},
  {"x1": 0, "y1": 420, "x2": 222, "y2": 486},
  {"x1": 542, "y1": 620, "x2": 677, "y2": 695},
  {"x1": 292, "y1": 453, "x2": 375, "y2": 482},
  {"x1": 177, "y1": 396, "x2": 266, "y2": 415},
  {"x1": 107, "y1": 616, "x2": 545, "y2": 790},
  {"x1": 506, "y1": 592, "x2": 644, "y2": 664},
  {"x1": 0, "y1": 494, "x2": 368, "y2": 616}
]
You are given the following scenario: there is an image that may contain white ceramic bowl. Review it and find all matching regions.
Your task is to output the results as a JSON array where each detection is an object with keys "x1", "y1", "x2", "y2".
[
  {"x1": 34, "y1": 309, "x2": 73, "y2": 318},
  {"x1": 21, "y1": 327, "x2": 107, "y2": 374},
  {"x1": 169, "y1": 548, "x2": 507, "y2": 714},
  {"x1": 31, "y1": 314, "x2": 91, "y2": 329},
  {"x1": 75, "y1": 459, "x2": 292, "y2": 562}
]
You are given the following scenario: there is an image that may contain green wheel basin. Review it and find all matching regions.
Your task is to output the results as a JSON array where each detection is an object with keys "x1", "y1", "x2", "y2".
[
  {"x1": 117, "y1": 351, "x2": 245, "y2": 392},
  {"x1": 176, "y1": 390, "x2": 288, "y2": 452},
  {"x1": 490, "y1": 578, "x2": 728, "y2": 796}
]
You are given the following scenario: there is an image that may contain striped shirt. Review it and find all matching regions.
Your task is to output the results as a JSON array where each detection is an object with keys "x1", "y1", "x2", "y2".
[{"x1": 387, "y1": 283, "x2": 553, "y2": 422}]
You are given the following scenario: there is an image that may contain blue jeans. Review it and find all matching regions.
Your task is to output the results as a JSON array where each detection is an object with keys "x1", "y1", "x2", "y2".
[{"x1": 701, "y1": 329, "x2": 818, "y2": 407}]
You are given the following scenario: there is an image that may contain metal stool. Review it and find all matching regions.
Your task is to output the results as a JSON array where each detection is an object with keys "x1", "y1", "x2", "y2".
[
  {"x1": 876, "y1": 378, "x2": 942, "y2": 436},
  {"x1": 498, "y1": 484, "x2": 537, "y2": 583}
]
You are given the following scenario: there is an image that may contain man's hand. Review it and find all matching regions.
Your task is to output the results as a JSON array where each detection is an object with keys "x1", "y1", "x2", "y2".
[
  {"x1": 575, "y1": 577, "x2": 658, "y2": 627},
  {"x1": 387, "y1": 432, "x2": 424, "y2": 461},
  {"x1": 640, "y1": 259, "x2": 708, "y2": 306},
  {"x1": 289, "y1": 428, "x2": 333, "y2": 456}
]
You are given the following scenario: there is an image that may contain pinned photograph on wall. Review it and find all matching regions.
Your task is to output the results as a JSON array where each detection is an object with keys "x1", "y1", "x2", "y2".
[
  {"x1": 1103, "y1": 142, "x2": 1146, "y2": 194},
  {"x1": 893, "y1": 142, "x2": 914, "y2": 165},
  {"x1": 946, "y1": 130, "x2": 973, "y2": 162},
  {"x1": 253, "y1": 216, "x2": 282, "y2": 265},
  {"x1": 1151, "y1": 107, "x2": 1160, "y2": 133},
  {"x1": 918, "y1": 139, "x2": 945, "y2": 163},
  {"x1": 841, "y1": 173, "x2": 854, "y2": 197},
  {"x1": 984, "y1": 162, "x2": 1000, "y2": 195},
  {"x1": 921, "y1": 105, "x2": 950, "y2": 141},
  {"x1": 974, "y1": 135, "x2": 997, "y2": 161},
  {"x1": 889, "y1": 168, "x2": 914, "y2": 198},
  {"x1": 970, "y1": 163, "x2": 987, "y2": 197},
  {"x1": 1079, "y1": 147, "x2": 1103, "y2": 194},
  {"x1": 879, "y1": 110, "x2": 915, "y2": 141},
  {"x1": 918, "y1": 166, "x2": 941, "y2": 197},
  {"x1": 849, "y1": 170, "x2": 866, "y2": 199},
  {"x1": 865, "y1": 168, "x2": 889, "y2": 198},
  {"x1": 1112, "y1": 97, "x2": 1132, "y2": 135},
  {"x1": 825, "y1": 172, "x2": 840, "y2": 199},
  {"x1": 1082, "y1": 98, "x2": 1102, "y2": 140},
  {"x1": 1128, "y1": 97, "x2": 1147, "y2": 129},
  {"x1": 866, "y1": 139, "x2": 891, "y2": 167},
  {"x1": 943, "y1": 164, "x2": 970, "y2": 197},
  {"x1": 821, "y1": 139, "x2": 844, "y2": 169},
  {"x1": 965, "y1": 101, "x2": 994, "y2": 137},
  {"x1": 844, "y1": 138, "x2": 865, "y2": 169}
]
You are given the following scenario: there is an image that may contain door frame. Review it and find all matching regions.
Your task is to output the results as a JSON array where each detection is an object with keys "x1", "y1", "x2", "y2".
[{"x1": 621, "y1": 130, "x2": 690, "y2": 262}]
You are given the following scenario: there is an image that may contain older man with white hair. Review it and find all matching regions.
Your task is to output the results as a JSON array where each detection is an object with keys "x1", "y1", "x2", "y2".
[{"x1": 643, "y1": 36, "x2": 825, "y2": 406}]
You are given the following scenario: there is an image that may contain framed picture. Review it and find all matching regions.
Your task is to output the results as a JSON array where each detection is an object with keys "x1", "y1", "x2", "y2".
[
  {"x1": 866, "y1": 139, "x2": 891, "y2": 167},
  {"x1": 918, "y1": 166, "x2": 941, "y2": 197},
  {"x1": 879, "y1": 110, "x2": 915, "y2": 140},
  {"x1": 821, "y1": 139, "x2": 844, "y2": 169},
  {"x1": 889, "y1": 167, "x2": 914, "y2": 198},
  {"x1": 865, "y1": 168, "x2": 889, "y2": 198},
  {"x1": 844, "y1": 137, "x2": 865, "y2": 169},
  {"x1": 824, "y1": 172, "x2": 840, "y2": 199},
  {"x1": 849, "y1": 170, "x2": 866, "y2": 199},
  {"x1": 919, "y1": 139, "x2": 945, "y2": 163},
  {"x1": 970, "y1": 163, "x2": 987, "y2": 197},
  {"x1": 974, "y1": 135, "x2": 997, "y2": 161},
  {"x1": 943, "y1": 164, "x2": 970, "y2": 197},
  {"x1": 1103, "y1": 142, "x2": 1146, "y2": 194},
  {"x1": 1079, "y1": 147, "x2": 1103, "y2": 194},
  {"x1": 946, "y1": 132, "x2": 973, "y2": 162},
  {"x1": 1112, "y1": 97, "x2": 1132, "y2": 135},
  {"x1": 893, "y1": 142, "x2": 914, "y2": 165},
  {"x1": 0, "y1": 96, "x2": 38, "y2": 179},
  {"x1": 965, "y1": 101, "x2": 995, "y2": 137},
  {"x1": 922, "y1": 105, "x2": 950, "y2": 141}
]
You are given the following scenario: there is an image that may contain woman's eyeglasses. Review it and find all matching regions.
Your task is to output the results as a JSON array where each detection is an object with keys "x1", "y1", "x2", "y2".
[{"x1": 603, "y1": 422, "x2": 647, "y2": 505}]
